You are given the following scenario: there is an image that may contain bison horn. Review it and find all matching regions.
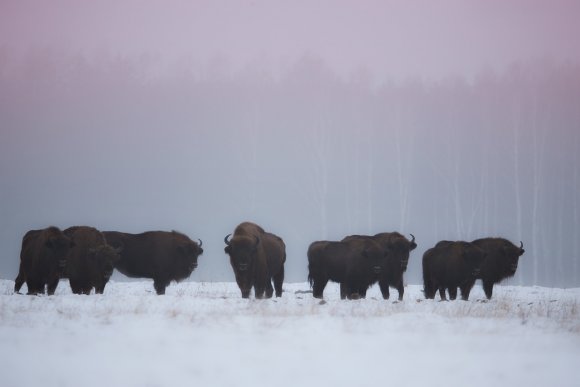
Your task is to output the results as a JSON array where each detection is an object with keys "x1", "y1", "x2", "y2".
[
  {"x1": 198, "y1": 239, "x2": 203, "y2": 248},
  {"x1": 410, "y1": 234, "x2": 415, "y2": 244},
  {"x1": 519, "y1": 241, "x2": 524, "y2": 250},
  {"x1": 224, "y1": 234, "x2": 232, "y2": 246}
]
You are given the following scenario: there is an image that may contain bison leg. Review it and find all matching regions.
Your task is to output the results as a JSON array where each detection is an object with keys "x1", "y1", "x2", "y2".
[
  {"x1": 25, "y1": 276, "x2": 44, "y2": 295},
  {"x1": 94, "y1": 284, "x2": 106, "y2": 294},
  {"x1": 273, "y1": 266, "x2": 284, "y2": 297},
  {"x1": 241, "y1": 288, "x2": 251, "y2": 298},
  {"x1": 379, "y1": 280, "x2": 390, "y2": 300},
  {"x1": 438, "y1": 287, "x2": 447, "y2": 301},
  {"x1": 483, "y1": 281, "x2": 494, "y2": 300},
  {"x1": 460, "y1": 286, "x2": 471, "y2": 301},
  {"x1": 312, "y1": 278, "x2": 328, "y2": 299},
  {"x1": 153, "y1": 279, "x2": 169, "y2": 295},
  {"x1": 423, "y1": 282, "x2": 435, "y2": 299},
  {"x1": 396, "y1": 281, "x2": 404, "y2": 301},
  {"x1": 359, "y1": 287, "x2": 368, "y2": 299},
  {"x1": 460, "y1": 279, "x2": 475, "y2": 301},
  {"x1": 264, "y1": 281, "x2": 274, "y2": 299},
  {"x1": 448, "y1": 287, "x2": 458, "y2": 300},
  {"x1": 47, "y1": 277, "x2": 59, "y2": 295},
  {"x1": 14, "y1": 264, "x2": 25, "y2": 293},
  {"x1": 339, "y1": 282, "x2": 349, "y2": 300},
  {"x1": 254, "y1": 285, "x2": 266, "y2": 299},
  {"x1": 69, "y1": 279, "x2": 82, "y2": 295}
]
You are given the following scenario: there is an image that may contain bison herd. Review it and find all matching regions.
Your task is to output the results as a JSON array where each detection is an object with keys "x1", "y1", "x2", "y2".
[{"x1": 14, "y1": 221, "x2": 525, "y2": 301}]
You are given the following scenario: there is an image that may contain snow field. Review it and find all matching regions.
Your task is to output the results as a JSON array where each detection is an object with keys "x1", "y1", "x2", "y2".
[{"x1": 0, "y1": 280, "x2": 579, "y2": 387}]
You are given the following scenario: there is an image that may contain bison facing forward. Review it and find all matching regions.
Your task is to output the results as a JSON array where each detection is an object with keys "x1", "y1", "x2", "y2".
[
  {"x1": 307, "y1": 238, "x2": 387, "y2": 300},
  {"x1": 342, "y1": 232, "x2": 416, "y2": 300},
  {"x1": 224, "y1": 222, "x2": 286, "y2": 299},
  {"x1": 14, "y1": 226, "x2": 74, "y2": 295},
  {"x1": 423, "y1": 241, "x2": 486, "y2": 301},
  {"x1": 472, "y1": 238, "x2": 525, "y2": 299},
  {"x1": 64, "y1": 226, "x2": 121, "y2": 294},
  {"x1": 103, "y1": 230, "x2": 203, "y2": 295}
]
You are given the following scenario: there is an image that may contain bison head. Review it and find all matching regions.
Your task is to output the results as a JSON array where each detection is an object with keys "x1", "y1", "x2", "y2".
[
  {"x1": 44, "y1": 231, "x2": 75, "y2": 275},
  {"x1": 503, "y1": 241, "x2": 525, "y2": 276},
  {"x1": 387, "y1": 234, "x2": 416, "y2": 272},
  {"x1": 88, "y1": 244, "x2": 122, "y2": 280},
  {"x1": 176, "y1": 239, "x2": 203, "y2": 274},
  {"x1": 361, "y1": 243, "x2": 388, "y2": 275},
  {"x1": 463, "y1": 244, "x2": 487, "y2": 278},
  {"x1": 224, "y1": 234, "x2": 259, "y2": 272}
]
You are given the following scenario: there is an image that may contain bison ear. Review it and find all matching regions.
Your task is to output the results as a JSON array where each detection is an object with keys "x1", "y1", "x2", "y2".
[{"x1": 224, "y1": 245, "x2": 232, "y2": 254}]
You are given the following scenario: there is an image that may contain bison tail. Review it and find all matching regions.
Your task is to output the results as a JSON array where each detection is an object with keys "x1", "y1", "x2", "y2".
[{"x1": 307, "y1": 264, "x2": 316, "y2": 289}]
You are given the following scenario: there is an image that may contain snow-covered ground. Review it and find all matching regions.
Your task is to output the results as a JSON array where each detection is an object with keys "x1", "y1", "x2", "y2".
[{"x1": 1, "y1": 280, "x2": 579, "y2": 387}]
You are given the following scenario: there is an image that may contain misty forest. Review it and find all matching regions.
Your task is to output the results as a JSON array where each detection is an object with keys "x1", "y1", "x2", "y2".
[{"x1": 1, "y1": 50, "x2": 579, "y2": 288}]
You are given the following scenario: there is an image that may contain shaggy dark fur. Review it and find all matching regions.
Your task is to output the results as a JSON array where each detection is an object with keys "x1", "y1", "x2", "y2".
[
  {"x1": 63, "y1": 226, "x2": 121, "y2": 295},
  {"x1": 224, "y1": 222, "x2": 286, "y2": 299},
  {"x1": 307, "y1": 238, "x2": 387, "y2": 300},
  {"x1": 14, "y1": 226, "x2": 73, "y2": 295},
  {"x1": 342, "y1": 232, "x2": 417, "y2": 300},
  {"x1": 472, "y1": 237, "x2": 525, "y2": 299},
  {"x1": 423, "y1": 241, "x2": 486, "y2": 301},
  {"x1": 103, "y1": 230, "x2": 203, "y2": 295}
]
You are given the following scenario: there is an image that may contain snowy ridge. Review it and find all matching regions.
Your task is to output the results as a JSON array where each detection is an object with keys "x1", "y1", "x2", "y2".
[{"x1": 1, "y1": 280, "x2": 579, "y2": 387}]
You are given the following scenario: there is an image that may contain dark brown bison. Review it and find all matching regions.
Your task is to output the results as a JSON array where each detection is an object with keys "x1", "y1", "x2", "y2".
[
  {"x1": 422, "y1": 241, "x2": 487, "y2": 301},
  {"x1": 342, "y1": 232, "x2": 416, "y2": 300},
  {"x1": 224, "y1": 222, "x2": 286, "y2": 299},
  {"x1": 103, "y1": 230, "x2": 203, "y2": 295},
  {"x1": 63, "y1": 226, "x2": 121, "y2": 295},
  {"x1": 307, "y1": 238, "x2": 387, "y2": 300},
  {"x1": 472, "y1": 238, "x2": 525, "y2": 299},
  {"x1": 14, "y1": 226, "x2": 74, "y2": 295}
]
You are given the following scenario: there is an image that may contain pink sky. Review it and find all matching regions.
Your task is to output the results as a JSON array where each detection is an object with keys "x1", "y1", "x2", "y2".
[{"x1": 1, "y1": 0, "x2": 579, "y2": 81}]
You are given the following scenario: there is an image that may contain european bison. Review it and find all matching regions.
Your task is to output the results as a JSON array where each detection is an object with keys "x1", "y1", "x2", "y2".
[
  {"x1": 307, "y1": 238, "x2": 387, "y2": 300},
  {"x1": 63, "y1": 226, "x2": 121, "y2": 295},
  {"x1": 14, "y1": 226, "x2": 74, "y2": 295},
  {"x1": 423, "y1": 241, "x2": 486, "y2": 301},
  {"x1": 472, "y1": 238, "x2": 525, "y2": 299},
  {"x1": 103, "y1": 230, "x2": 203, "y2": 295},
  {"x1": 342, "y1": 232, "x2": 416, "y2": 300},
  {"x1": 224, "y1": 222, "x2": 286, "y2": 299}
]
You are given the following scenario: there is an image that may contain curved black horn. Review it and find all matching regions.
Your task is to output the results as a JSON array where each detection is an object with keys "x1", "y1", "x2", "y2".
[
  {"x1": 224, "y1": 234, "x2": 232, "y2": 246},
  {"x1": 409, "y1": 234, "x2": 415, "y2": 244},
  {"x1": 198, "y1": 239, "x2": 203, "y2": 248},
  {"x1": 519, "y1": 241, "x2": 524, "y2": 250}
]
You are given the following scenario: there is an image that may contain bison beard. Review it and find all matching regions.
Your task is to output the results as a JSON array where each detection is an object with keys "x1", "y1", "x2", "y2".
[
  {"x1": 422, "y1": 241, "x2": 486, "y2": 301},
  {"x1": 342, "y1": 232, "x2": 416, "y2": 300},
  {"x1": 63, "y1": 226, "x2": 121, "y2": 295},
  {"x1": 472, "y1": 238, "x2": 525, "y2": 299},
  {"x1": 14, "y1": 226, "x2": 73, "y2": 295},
  {"x1": 103, "y1": 230, "x2": 203, "y2": 295},
  {"x1": 224, "y1": 222, "x2": 286, "y2": 299},
  {"x1": 307, "y1": 238, "x2": 387, "y2": 300}
]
